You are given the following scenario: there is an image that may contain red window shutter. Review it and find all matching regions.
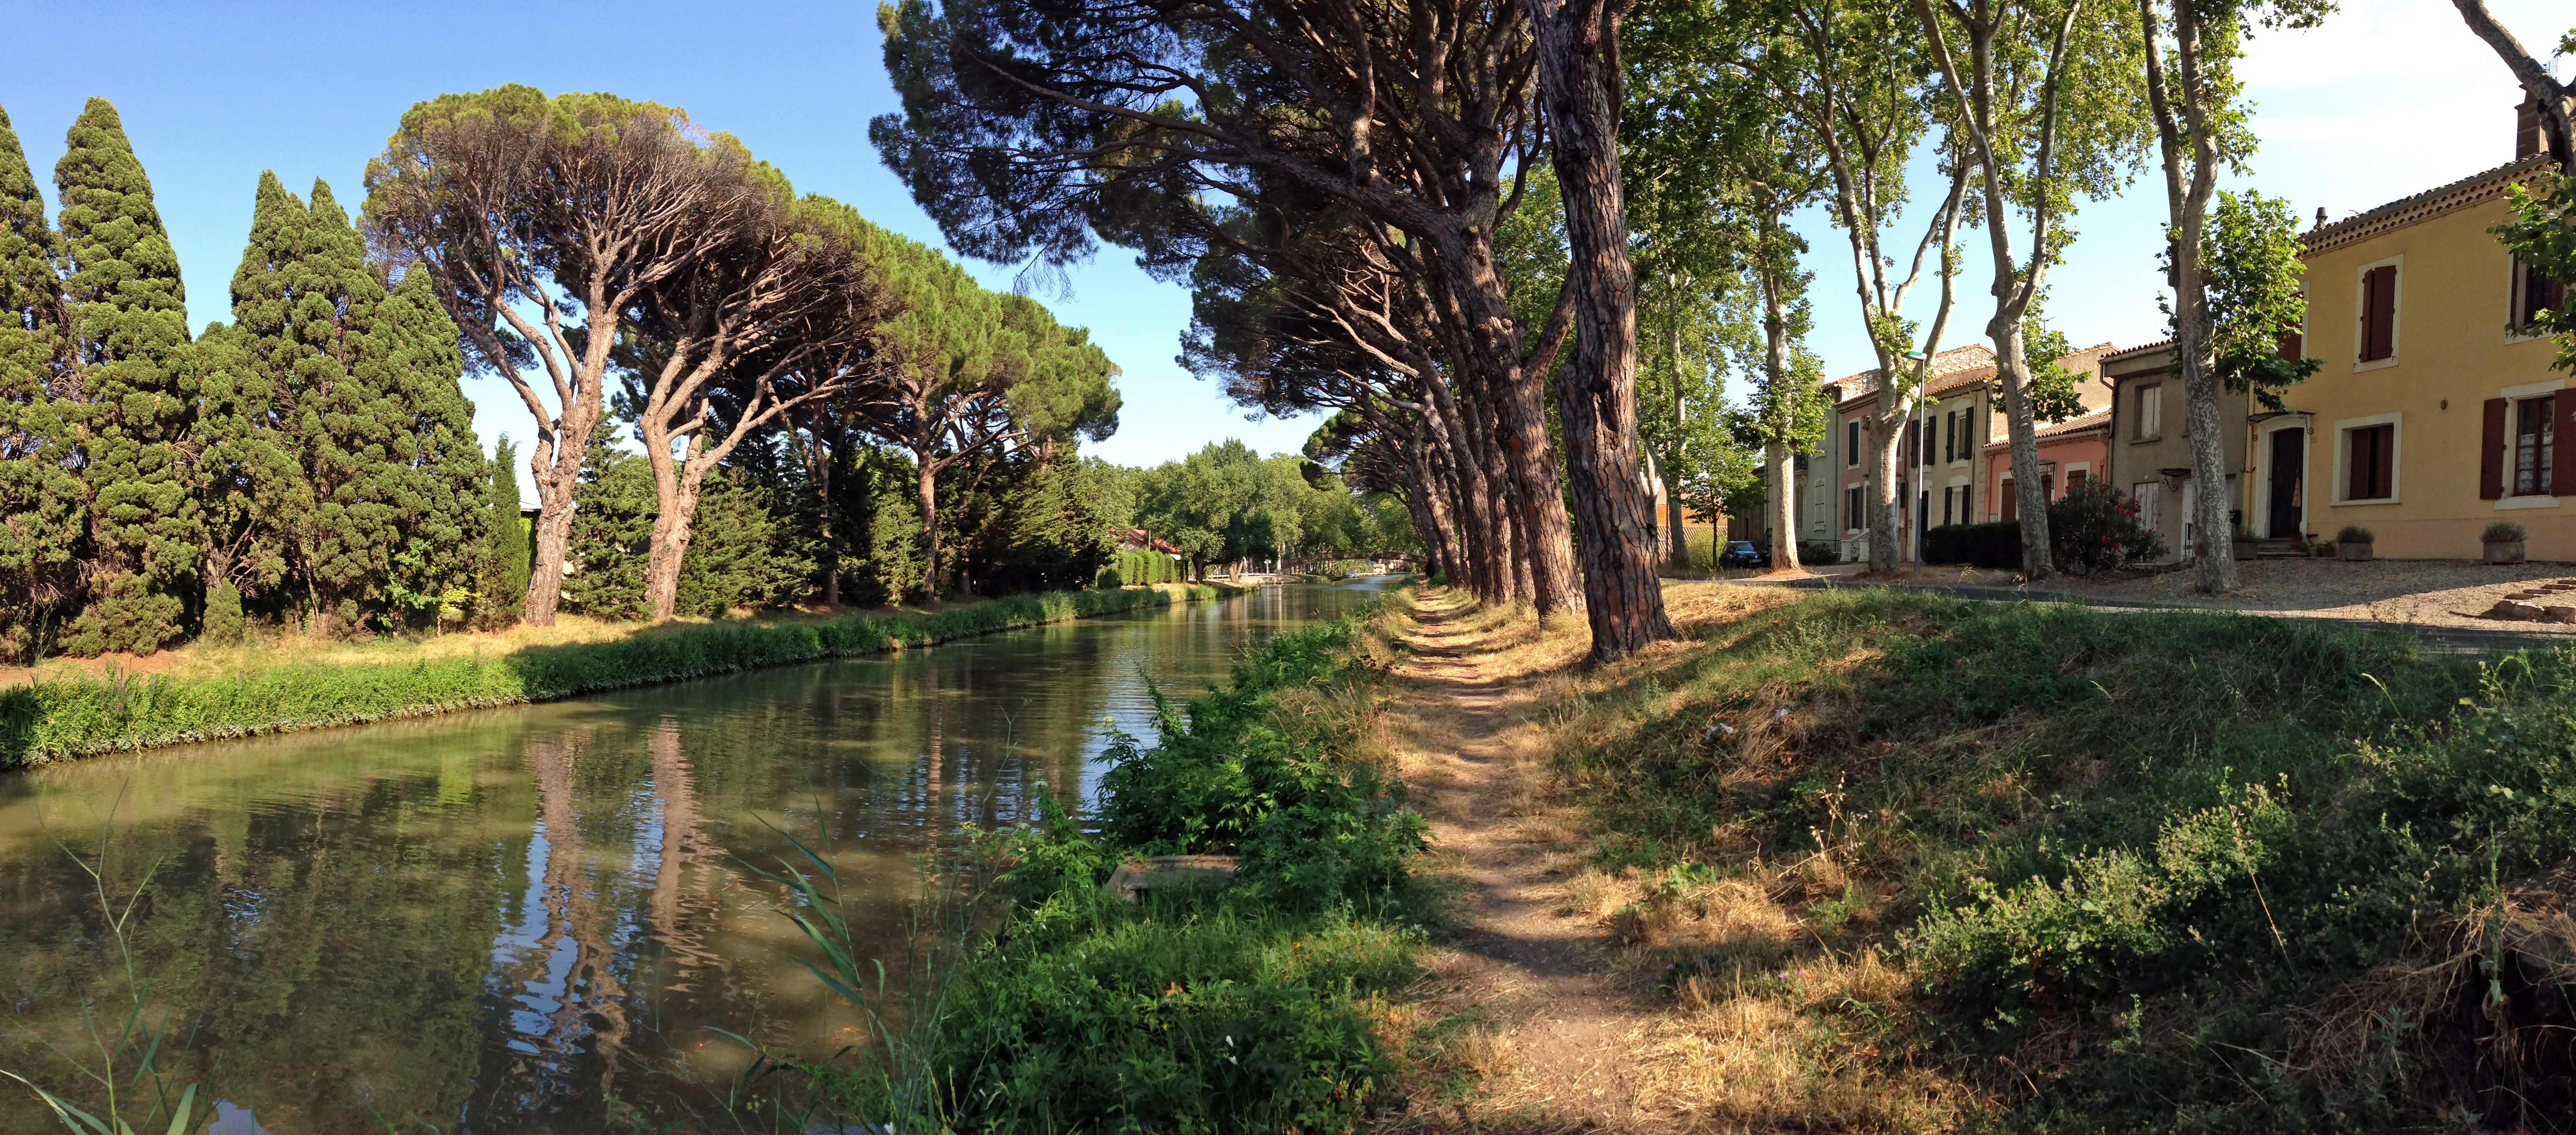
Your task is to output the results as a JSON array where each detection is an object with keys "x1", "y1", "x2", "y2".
[
  {"x1": 2482, "y1": 398, "x2": 2509, "y2": 500},
  {"x1": 2555, "y1": 393, "x2": 2576, "y2": 497},
  {"x1": 2349, "y1": 428, "x2": 2369, "y2": 500},
  {"x1": 2276, "y1": 331, "x2": 2303, "y2": 361},
  {"x1": 2361, "y1": 266, "x2": 2397, "y2": 361}
]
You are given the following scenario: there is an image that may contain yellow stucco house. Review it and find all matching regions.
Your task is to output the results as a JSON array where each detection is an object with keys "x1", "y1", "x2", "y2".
[{"x1": 2265, "y1": 107, "x2": 2568, "y2": 559}]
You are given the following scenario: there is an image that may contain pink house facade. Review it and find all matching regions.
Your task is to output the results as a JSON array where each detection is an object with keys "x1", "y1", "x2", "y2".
[{"x1": 1981, "y1": 408, "x2": 2113, "y2": 521}]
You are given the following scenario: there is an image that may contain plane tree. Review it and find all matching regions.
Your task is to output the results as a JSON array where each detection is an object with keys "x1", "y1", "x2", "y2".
[{"x1": 1911, "y1": 0, "x2": 2150, "y2": 577}]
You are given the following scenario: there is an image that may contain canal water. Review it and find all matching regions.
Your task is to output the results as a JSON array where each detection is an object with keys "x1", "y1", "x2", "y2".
[{"x1": 0, "y1": 581, "x2": 1391, "y2": 1133}]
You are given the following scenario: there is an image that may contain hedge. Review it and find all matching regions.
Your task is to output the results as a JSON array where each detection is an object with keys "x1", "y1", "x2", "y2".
[{"x1": 1922, "y1": 520, "x2": 2024, "y2": 568}]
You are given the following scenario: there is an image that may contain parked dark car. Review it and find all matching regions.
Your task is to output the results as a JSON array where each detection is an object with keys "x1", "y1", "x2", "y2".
[{"x1": 1718, "y1": 540, "x2": 1771, "y2": 570}]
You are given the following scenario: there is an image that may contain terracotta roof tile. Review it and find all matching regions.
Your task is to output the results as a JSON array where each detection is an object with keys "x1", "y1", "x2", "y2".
[{"x1": 2303, "y1": 155, "x2": 2552, "y2": 255}]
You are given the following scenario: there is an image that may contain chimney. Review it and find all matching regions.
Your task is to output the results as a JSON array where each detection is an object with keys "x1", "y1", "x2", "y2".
[{"x1": 2519, "y1": 90, "x2": 2544, "y2": 160}]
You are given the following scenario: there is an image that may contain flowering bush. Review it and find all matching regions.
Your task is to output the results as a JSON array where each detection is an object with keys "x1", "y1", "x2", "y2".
[{"x1": 2049, "y1": 480, "x2": 2164, "y2": 574}]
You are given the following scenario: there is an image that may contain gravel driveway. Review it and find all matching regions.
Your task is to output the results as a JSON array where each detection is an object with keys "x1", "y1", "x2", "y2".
[{"x1": 2069, "y1": 558, "x2": 2576, "y2": 636}]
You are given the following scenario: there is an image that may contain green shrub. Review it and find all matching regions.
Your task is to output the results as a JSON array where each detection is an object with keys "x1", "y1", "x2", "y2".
[
  {"x1": 2336, "y1": 524, "x2": 2375, "y2": 544},
  {"x1": 884, "y1": 600, "x2": 1426, "y2": 1133},
  {"x1": 61, "y1": 572, "x2": 185, "y2": 658},
  {"x1": 201, "y1": 582, "x2": 245, "y2": 646},
  {"x1": 2484, "y1": 520, "x2": 2527, "y2": 543},
  {"x1": 2049, "y1": 480, "x2": 2163, "y2": 573},
  {"x1": 1092, "y1": 563, "x2": 1124, "y2": 589}
]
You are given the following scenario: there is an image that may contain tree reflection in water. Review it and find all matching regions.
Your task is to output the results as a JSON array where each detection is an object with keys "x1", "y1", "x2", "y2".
[{"x1": 0, "y1": 581, "x2": 1388, "y2": 1131}]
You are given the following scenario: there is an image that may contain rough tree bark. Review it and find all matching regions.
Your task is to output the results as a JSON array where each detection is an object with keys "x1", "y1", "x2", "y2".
[{"x1": 1525, "y1": 0, "x2": 1674, "y2": 658}]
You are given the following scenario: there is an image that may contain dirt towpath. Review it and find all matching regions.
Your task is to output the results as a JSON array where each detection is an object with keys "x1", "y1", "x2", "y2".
[{"x1": 1390, "y1": 590, "x2": 1668, "y2": 1132}]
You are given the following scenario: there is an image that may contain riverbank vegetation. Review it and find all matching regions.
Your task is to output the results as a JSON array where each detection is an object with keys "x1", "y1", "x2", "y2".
[
  {"x1": 1463, "y1": 582, "x2": 2576, "y2": 1130},
  {"x1": 704, "y1": 595, "x2": 1438, "y2": 1133},
  {"x1": 0, "y1": 582, "x2": 1234, "y2": 768}
]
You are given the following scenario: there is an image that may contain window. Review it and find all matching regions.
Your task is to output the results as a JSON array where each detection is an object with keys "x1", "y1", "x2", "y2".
[
  {"x1": 2517, "y1": 257, "x2": 2569, "y2": 332},
  {"x1": 2067, "y1": 469, "x2": 2088, "y2": 491},
  {"x1": 2359, "y1": 263, "x2": 2398, "y2": 363},
  {"x1": 1845, "y1": 485, "x2": 1863, "y2": 531},
  {"x1": 2134, "y1": 383, "x2": 2162, "y2": 439},
  {"x1": 2514, "y1": 395, "x2": 2556, "y2": 496},
  {"x1": 2133, "y1": 482, "x2": 2161, "y2": 535},
  {"x1": 2347, "y1": 423, "x2": 2396, "y2": 500},
  {"x1": 1846, "y1": 420, "x2": 1860, "y2": 466},
  {"x1": 1941, "y1": 486, "x2": 1954, "y2": 526}
]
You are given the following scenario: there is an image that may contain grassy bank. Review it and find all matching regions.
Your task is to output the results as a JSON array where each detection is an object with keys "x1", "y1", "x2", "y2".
[
  {"x1": 715, "y1": 594, "x2": 1438, "y2": 1134},
  {"x1": 0, "y1": 583, "x2": 1239, "y2": 768},
  {"x1": 1529, "y1": 584, "x2": 2576, "y2": 1132}
]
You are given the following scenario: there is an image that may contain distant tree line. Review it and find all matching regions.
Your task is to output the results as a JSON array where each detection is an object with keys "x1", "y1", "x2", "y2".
[{"x1": 0, "y1": 89, "x2": 1162, "y2": 662}]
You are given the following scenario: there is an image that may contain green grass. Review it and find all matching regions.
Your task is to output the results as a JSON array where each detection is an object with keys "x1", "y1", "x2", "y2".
[
  {"x1": 0, "y1": 584, "x2": 1237, "y2": 768},
  {"x1": 1561, "y1": 587, "x2": 2576, "y2": 1133}
]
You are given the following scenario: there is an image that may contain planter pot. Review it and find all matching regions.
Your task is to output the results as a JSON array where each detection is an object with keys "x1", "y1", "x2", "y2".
[
  {"x1": 2231, "y1": 539, "x2": 2257, "y2": 562},
  {"x1": 2486, "y1": 539, "x2": 2527, "y2": 565},
  {"x1": 2338, "y1": 542, "x2": 2374, "y2": 562}
]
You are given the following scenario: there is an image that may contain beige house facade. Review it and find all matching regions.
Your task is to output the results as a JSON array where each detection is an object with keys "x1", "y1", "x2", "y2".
[
  {"x1": 2102, "y1": 342, "x2": 2255, "y2": 562},
  {"x1": 2261, "y1": 125, "x2": 2563, "y2": 559}
]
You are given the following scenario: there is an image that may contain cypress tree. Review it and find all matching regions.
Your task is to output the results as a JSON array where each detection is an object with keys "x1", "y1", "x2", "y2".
[
  {"x1": 0, "y1": 104, "x2": 83, "y2": 662},
  {"x1": 56, "y1": 97, "x2": 196, "y2": 655},
  {"x1": 214, "y1": 175, "x2": 488, "y2": 636},
  {"x1": 359, "y1": 256, "x2": 486, "y2": 624},
  {"x1": 473, "y1": 436, "x2": 531, "y2": 628},
  {"x1": 193, "y1": 175, "x2": 305, "y2": 619}
]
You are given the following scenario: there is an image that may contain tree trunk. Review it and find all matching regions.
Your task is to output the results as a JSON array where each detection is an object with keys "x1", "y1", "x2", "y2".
[
  {"x1": 1994, "y1": 324, "x2": 2054, "y2": 578},
  {"x1": 1527, "y1": 0, "x2": 1670, "y2": 658},
  {"x1": 818, "y1": 427, "x2": 840, "y2": 608},
  {"x1": 1462, "y1": 384, "x2": 1525, "y2": 603},
  {"x1": 1431, "y1": 247, "x2": 1579, "y2": 615},
  {"x1": 2143, "y1": 0, "x2": 2240, "y2": 593},
  {"x1": 642, "y1": 437, "x2": 710, "y2": 622},
  {"x1": 1768, "y1": 442, "x2": 1804, "y2": 571},
  {"x1": 522, "y1": 420, "x2": 588, "y2": 626},
  {"x1": 916, "y1": 455, "x2": 941, "y2": 601},
  {"x1": 1757, "y1": 249, "x2": 1806, "y2": 574},
  {"x1": 1425, "y1": 380, "x2": 1504, "y2": 600},
  {"x1": 1873, "y1": 409, "x2": 1903, "y2": 571}
]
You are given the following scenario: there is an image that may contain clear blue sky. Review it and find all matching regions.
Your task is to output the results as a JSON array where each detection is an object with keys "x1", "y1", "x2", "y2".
[{"x1": 1, "y1": 0, "x2": 2566, "y2": 468}]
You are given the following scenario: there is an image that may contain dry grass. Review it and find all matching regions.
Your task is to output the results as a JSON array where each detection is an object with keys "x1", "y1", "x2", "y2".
[{"x1": 1387, "y1": 582, "x2": 1985, "y2": 1134}]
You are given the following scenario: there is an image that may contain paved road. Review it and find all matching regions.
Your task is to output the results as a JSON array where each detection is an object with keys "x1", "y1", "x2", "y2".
[{"x1": 1712, "y1": 573, "x2": 2576, "y2": 654}]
